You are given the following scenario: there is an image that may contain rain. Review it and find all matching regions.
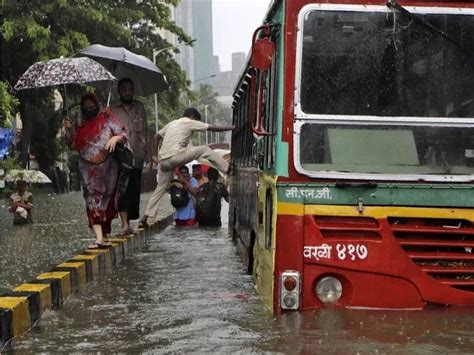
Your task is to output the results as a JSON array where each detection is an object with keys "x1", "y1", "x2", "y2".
[{"x1": 2, "y1": 0, "x2": 474, "y2": 353}]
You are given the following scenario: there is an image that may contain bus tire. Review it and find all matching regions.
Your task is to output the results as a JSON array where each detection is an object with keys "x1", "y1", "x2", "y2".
[
  {"x1": 231, "y1": 209, "x2": 238, "y2": 243},
  {"x1": 246, "y1": 231, "x2": 256, "y2": 275}
]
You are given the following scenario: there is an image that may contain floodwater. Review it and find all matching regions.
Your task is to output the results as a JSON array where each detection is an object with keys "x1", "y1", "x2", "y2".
[
  {"x1": 3, "y1": 193, "x2": 474, "y2": 353},
  {"x1": 0, "y1": 190, "x2": 172, "y2": 294}
]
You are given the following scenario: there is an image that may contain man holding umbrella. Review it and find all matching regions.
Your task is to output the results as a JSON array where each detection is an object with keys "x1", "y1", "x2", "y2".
[{"x1": 110, "y1": 78, "x2": 147, "y2": 235}]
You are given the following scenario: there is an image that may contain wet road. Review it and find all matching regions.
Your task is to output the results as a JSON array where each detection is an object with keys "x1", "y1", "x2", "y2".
[
  {"x1": 0, "y1": 191, "x2": 172, "y2": 294},
  {"x1": 3, "y1": 193, "x2": 474, "y2": 352}
]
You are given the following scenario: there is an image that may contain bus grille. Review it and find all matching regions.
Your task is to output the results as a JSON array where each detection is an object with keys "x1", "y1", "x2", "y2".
[
  {"x1": 314, "y1": 216, "x2": 381, "y2": 240},
  {"x1": 389, "y1": 217, "x2": 474, "y2": 292}
]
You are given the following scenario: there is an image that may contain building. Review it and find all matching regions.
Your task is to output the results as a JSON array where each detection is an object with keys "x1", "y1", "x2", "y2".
[
  {"x1": 212, "y1": 52, "x2": 247, "y2": 97},
  {"x1": 175, "y1": 0, "x2": 214, "y2": 89}
]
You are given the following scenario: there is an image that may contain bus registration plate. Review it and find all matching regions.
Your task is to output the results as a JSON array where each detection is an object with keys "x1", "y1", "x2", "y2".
[{"x1": 304, "y1": 243, "x2": 368, "y2": 261}]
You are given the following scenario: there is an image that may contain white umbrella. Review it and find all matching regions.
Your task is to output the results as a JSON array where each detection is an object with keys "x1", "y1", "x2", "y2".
[
  {"x1": 14, "y1": 57, "x2": 116, "y2": 117},
  {"x1": 5, "y1": 169, "x2": 52, "y2": 184},
  {"x1": 14, "y1": 57, "x2": 116, "y2": 90}
]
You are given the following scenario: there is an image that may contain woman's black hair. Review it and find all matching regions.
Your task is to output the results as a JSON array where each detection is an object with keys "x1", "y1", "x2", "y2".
[
  {"x1": 207, "y1": 167, "x2": 219, "y2": 181},
  {"x1": 80, "y1": 93, "x2": 102, "y2": 109}
]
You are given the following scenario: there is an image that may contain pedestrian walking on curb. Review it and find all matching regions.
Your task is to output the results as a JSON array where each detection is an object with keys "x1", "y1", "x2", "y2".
[
  {"x1": 138, "y1": 107, "x2": 234, "y2": 228},
  {"x1": 110, "y1": 78, "x2": 148, "y2": 236},
  {"x1": 64, "y1": 93, "x2": 127, "y2": 249}
]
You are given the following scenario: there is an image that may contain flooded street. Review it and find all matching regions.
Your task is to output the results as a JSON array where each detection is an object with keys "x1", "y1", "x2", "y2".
[
  {"x1": 0, "y1": 191, "x2": 172, "y2": 294},
  {"x1": 3, "y1": 194, "x2": 474, "y2": 353}
]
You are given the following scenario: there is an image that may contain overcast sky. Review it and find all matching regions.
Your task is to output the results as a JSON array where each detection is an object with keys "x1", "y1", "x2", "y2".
[{"x1": 212, "y1": 0, "x2": 272, "y2": 71}]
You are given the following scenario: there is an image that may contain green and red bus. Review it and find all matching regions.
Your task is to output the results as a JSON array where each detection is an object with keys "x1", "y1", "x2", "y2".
[{"x1": 230, "y1": 0, "x2": 474, "y2": 313}]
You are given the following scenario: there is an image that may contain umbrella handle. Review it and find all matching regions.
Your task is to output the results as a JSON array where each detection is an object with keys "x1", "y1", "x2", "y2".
[{"x1": 63, "y1": 84, "x2": 70, "y2": 118}]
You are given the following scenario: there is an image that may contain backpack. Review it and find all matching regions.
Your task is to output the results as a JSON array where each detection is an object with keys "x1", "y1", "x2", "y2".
[
  {"x1": 195, "y1": 182, "x2": 219, "y2": 218},
  {"x1": 169, "y1": 185, "x2": 190, "y2": 208}
]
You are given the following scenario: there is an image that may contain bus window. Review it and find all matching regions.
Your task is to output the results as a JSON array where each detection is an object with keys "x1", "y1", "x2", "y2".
[
  {"x1": 299, "y1": 9, "x2": 474, "y2": 118},
  {"x1": 299, "y1": 123, "x2": 474, "y2": 176},
  {"x1": 264, "y1": 31, "x2": 280, "y2": 170}
]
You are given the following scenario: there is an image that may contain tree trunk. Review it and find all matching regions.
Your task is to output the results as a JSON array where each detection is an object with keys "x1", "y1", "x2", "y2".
[{"x1": 19, "y1": 97, "x2": 34, "y2": 168}]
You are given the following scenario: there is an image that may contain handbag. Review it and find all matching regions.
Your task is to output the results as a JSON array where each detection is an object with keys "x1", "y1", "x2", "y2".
[{"x1": 114, "y1": 143, "x2": 134, "y2": 173}]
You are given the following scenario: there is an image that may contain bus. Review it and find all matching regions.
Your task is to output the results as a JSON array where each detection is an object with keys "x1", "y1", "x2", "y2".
[{"x1": 230, "y1": 0, "x2": 474, "y2": 313}]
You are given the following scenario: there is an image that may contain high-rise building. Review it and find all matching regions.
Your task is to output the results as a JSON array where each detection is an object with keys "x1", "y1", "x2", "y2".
[
  {"x1": 231, "y1": 52, "x2": 246, "y2": 83},
  {"x1": 175, "y1": 0, "x2": 214, "y2": 89},
  {"x1": 213, "y1": 52, "x2": 247, "y2": 97}
]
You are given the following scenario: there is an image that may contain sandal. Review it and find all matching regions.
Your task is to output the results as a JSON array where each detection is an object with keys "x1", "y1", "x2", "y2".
[
  {"x1": 137, "y1": 218, "x2": 149, "y2": 229},
  {"x1": 115, "y1": 227, "x2": 134, "y2": 236},
  {"x1": 87, "y1": 242, "x2": 112, "y2": 249}
]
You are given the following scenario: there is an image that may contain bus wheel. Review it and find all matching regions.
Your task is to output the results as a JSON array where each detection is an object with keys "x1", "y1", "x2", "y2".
[
  {"x1": 246, "y1": 231, "x2": 256, "y2": 275},
  {"x1": 231, "y1": 208, "x2": 239, "y2": 243}
]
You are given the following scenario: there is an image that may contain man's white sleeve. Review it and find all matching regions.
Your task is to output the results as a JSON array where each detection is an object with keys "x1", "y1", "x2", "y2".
[{"x1": 191, "y1": 120, "x2": 210, "y2": 131}]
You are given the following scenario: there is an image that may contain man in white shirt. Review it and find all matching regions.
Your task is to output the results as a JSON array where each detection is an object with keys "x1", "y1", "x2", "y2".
[{"x1": 138, "y1": 107, "x2": 234, "y2": 228}]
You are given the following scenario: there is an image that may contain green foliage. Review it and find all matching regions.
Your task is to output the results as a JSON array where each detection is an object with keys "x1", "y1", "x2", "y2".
[
  {"x1": 30, "y1": 107, "x2": 63, "y2": 169},
  {"x1": 0, "y1": 82, "x2": 19, "y2": 128},
  {"x1": 186, "y1": 84, "x2": 233, "y2": 145},
  {"x1": 0, "y1": 155, "x2": 20, "y2": 171},
  {"x1": 2, "y1": 0, "x2": 193, "y2": 167}
]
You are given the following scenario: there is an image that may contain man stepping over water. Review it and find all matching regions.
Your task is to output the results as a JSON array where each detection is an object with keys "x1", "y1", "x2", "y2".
[{"x1": 138, "y1": 107, "x2": 234, "y2": 228}]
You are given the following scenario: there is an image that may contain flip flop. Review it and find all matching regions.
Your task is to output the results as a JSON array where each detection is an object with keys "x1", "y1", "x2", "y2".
[
  {"x1": 137, "y1": 219, "x2": 149, "y2": 229},
  {"x1": 115, "y1": 228, "x2": 134, "y2": 236},
  {"x1": 87, "y1": 242, "x2": 111, "y2": 249}
]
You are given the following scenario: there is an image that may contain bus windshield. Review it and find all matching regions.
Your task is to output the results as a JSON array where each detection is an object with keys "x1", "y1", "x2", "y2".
[
  {"x1": 299, "y1": 8, "x2": 474, "y2": 117},
  {"x1": 299, "y1": 123, "x2": 474, "y2": 177}
]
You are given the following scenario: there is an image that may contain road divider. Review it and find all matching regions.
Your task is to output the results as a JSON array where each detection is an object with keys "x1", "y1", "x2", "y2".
[{"x1": 0, "y1": 214, "x2": 174, "y2": 350}]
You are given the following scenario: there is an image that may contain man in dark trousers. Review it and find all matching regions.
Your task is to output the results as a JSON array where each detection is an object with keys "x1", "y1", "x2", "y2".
[{"x1": 110, "y1": 78, "x2": 148, "y2": 235}]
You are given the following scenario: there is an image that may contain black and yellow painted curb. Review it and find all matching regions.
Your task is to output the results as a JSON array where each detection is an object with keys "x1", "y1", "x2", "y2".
[{"x1": 0, "y1": 214, "x2": 174, "y2": 350}]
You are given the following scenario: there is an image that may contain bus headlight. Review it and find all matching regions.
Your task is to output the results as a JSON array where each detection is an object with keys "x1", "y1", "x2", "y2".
[{"x1": 316, "y1": 276, "x2": 342, "y2": 304}]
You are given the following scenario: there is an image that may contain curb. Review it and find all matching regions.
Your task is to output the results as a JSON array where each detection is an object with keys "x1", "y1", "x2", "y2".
[{"x1": 0, "y1": 214, "x2": 174, "y2": 350}]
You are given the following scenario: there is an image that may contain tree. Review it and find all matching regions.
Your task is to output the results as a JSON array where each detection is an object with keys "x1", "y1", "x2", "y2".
[
  {"x1": 0, "y1": 81, "x2": 18, "y2": 128},
  {"x1": 188, "y1": 84, "x2": 232, "y2": 145},
  {"x1": 2, "y1": 0, "x2": 191, "y2": 167}
]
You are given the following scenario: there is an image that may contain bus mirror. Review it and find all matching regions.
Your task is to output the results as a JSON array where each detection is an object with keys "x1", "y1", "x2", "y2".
[
  {"x1": 251, "y1": 25, "x2": 275, "y2": 71},
  {"x1": 251, "y1": 38, "x2": 275, "y2": 70}
]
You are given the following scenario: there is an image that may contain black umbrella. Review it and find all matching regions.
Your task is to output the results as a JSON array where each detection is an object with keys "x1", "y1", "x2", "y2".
[{"x1": 77, "y1": 44, "x2": 169, "y2": 96}]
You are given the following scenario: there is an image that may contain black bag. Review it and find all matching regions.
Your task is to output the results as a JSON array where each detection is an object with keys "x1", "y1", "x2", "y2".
[
  {"x1": 195, "y1": 182, "x2": 218, "y2": 218},
  {"x1": 169, "y1": 185, "x2": 190, "y2": 208},
  {"x1": 114, "y1": 143, "x2": 134, "y2": 173}
]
